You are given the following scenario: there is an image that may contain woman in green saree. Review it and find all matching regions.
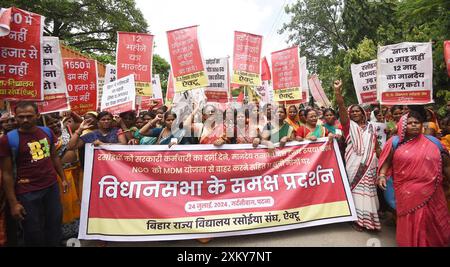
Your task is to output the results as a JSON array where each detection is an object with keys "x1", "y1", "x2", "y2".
[{"x1": 295, "y1": 109, "x2": 329, "y2": 141}]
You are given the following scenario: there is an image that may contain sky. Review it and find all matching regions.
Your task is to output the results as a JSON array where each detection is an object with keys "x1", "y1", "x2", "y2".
[{"x1": 135, "y1": 0, "x2": 295, "y2": 64}]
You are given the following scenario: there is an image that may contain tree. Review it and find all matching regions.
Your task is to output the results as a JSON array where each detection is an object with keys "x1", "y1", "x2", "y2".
[
  {"x1": 342, "y1": 0, "x2": 398, "y2": 48},
  {"x1": 280, "y1": 0, "x2": 348, "y2": 71},
  {"x1": 2, "y1": 0, "x2": 148, "y2": 56}
]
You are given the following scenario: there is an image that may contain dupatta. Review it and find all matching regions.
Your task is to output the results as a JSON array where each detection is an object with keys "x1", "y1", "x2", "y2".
[{"x1": 378, "y1": 115, "x2": 447, "y2": 215}]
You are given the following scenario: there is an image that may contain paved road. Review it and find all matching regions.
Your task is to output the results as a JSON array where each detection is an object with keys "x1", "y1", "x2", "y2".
[{"x1": 79, "y1": 219, "x2": 397, "y2": 247}]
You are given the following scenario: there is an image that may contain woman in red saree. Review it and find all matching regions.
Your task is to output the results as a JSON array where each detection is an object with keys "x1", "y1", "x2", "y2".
[
  {"x1": 378, "y1": 111, "x2": 450, "y2": 247},
  {"x1": 295, "y1": 109, "x2": 329, "y2": 141}
]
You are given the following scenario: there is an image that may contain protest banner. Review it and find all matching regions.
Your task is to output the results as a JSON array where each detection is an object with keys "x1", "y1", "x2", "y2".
[
  {"x1": 444, "y1": 40, "x2": 450, "y2": 78},
  {"x1": 167, "y1": 26, "x2": 208, "y2": 93},
  {"x1": 37, "y1": 37, "x2": 70, "y2": 114},
  {"x1": 0, "y1": 7, "x2": 44, "y2": 101},
  {"x1": 101, "y1": 74, "x2": 136, "y2": 115},
  {"x1": 308, "y1": 74, "x2": 331, "y2": 108},
  {"x1": 63, "y1": 58, "x2": 98, "y2": 115},
  {"x1": 351, "y1": 59, "x2": 378, "y2": 105},
  {"x1": 116, "y1": 32, "x2": 154, "y2": 96},
  {"x1": 79, "y1": 139, "x2": 356, "y2": 241},
  {"x1": 232, "y1": 31, "x2": 262, "y2": 87},
  {"x1": 204, "y1": 57, "x2": 229, "y2": 103},
  {"x1": 272, "y1": 47, "x2": 302, "y2": 102},
  {"x1": 377, "y1": 42, "x2": 433, "y2": 105}
]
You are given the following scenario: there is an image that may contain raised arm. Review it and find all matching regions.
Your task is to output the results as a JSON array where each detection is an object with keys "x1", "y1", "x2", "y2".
[
  {"x1": 67, "y1": 119, "x2": 92, "y2": 150},
  {"x1": 333, "y1": 80, "x2": 349, "y2": 128},
  {"x1": 139, "y1": 114, "x2": 162, "y2": 136}
]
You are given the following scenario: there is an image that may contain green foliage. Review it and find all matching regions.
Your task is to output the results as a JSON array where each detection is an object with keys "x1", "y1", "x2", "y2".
[
  {"x1": 281, "y1": 0, "x2": 449, "y2": 109},
  {"x1": 281, "y1": 0, "x2": 347, "y2": 71},
  {"x1": 2, "y1": 0, "x2": 172, "y2": 97},
  {"x1": 152, "y1": 54, "x2": 170, "y2": 95}
]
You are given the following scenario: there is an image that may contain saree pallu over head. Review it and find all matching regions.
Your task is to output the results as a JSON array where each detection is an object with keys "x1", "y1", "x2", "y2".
[
  {"x1": 346, "y1": 105, "x2": 369, "y2": 156},
  {"x1": 285, "y1": 117, "x2": 301, "y2": 132},
  {"x1": 345, "y1": 104, "x2": 377, "y2": 189},
  {"x1": 378, "y1": 114, "x2": 448, "y2": 216},
  {"x1": 425, "y1": 108, "x2": 441, "y2": 133}
]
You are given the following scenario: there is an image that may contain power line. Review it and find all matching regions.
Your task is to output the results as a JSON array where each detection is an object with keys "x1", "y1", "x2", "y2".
[{"x1": 265, "y1": 0, "x2": 291, "y2": 45}]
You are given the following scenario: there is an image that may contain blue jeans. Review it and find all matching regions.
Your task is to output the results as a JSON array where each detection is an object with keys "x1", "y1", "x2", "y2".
[{"x1": 17, "y1": 183, "x2": 62, "y2": 247}]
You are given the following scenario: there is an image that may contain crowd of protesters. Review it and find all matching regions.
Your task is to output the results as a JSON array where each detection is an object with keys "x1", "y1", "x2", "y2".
[{"x1": 0, "y1": 80, "x2": 449, "y2": 247}]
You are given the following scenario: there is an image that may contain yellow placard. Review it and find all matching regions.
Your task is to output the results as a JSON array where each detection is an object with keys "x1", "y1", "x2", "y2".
[
  {"x1": 136, "y1": 82, "x2": 152, "y2": 97},
  {"x1": 175, "y1": 71, "x2": 209, "y2": 93},
  {"x1": 273, "y1": 87, "x2": 302, "y2": 102}
]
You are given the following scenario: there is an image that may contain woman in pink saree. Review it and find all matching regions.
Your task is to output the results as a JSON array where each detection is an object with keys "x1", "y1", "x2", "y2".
[{"x1": 378, "y1": 110, "x2": 450, "y2": 247}]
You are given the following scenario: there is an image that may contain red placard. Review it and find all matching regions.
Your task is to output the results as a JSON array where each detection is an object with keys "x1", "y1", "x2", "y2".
[
  {"x1": 116, "y1": 32, "x2": 154, "y2": 96},
  {"x1": 261, "y1": 56, "x2": 271, "y2": 81},
  {"x1": 63, "y1": 58, "x2": 98, "y2": 115},
  {"x1": 360, "y1": 91, "x2": 377, "y2": 104},
  {"x1": 139, "y1": 97, "x2": 163, "y2": 111},
  {"x1": 0, "y1": 7, "x2": 44, "y2": 101},
  {"x1": 232, "y1": 31, "x2": 262, "y2": 86},
  {"x1": 271, "y1": 47, "x2": 301, "y2": 102},
  {"x1": 381, "y1": 90, "x2": 431, "y2": 105},
  {"x1": 167, "y1": 26, "x2": 208, "y2": 92}
]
